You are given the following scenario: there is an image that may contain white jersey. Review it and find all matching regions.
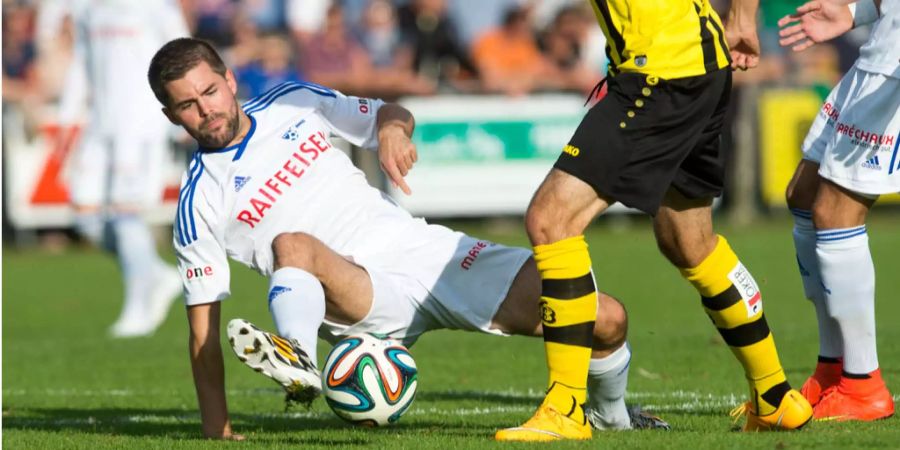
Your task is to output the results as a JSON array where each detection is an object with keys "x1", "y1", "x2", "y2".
[
  {"x1": 175, "y1": 82, "x2": 423, "y2": 305},
  {"x1": 59, "y1": 0, "x2": 190, "y2": 136},
  {"x1": 856, "y1": 0, "x2": 900, "y2": 78}
]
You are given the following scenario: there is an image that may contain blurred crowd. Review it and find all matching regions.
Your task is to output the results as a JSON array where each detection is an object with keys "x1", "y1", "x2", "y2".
[{"x1": 2, "y1": 0, "x2": 871, "y2": 130}]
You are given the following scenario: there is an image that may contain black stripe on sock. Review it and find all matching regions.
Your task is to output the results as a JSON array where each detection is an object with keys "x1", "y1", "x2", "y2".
[
  {"x1": 543, "y1": 322, "x2": 595, "y2": 347},
  {"x1": 717, "y1": 315, "x2": 771, "y2": 347},
  {"x1": 694, "y1": 3, "x2": 719, "y2": 73},
  {"x1": 701, "y1": 285, "x2": 742, "y2": 311},
  {"x1": 842, "y1": 371, "x2": 872, "y2": 380},
  {"x1": 818, "y1": 355, "x2": 841, "y2": 364},
  {"x1": 542, "y1": 273, "x2": 595, "y2": 300},
  {"x1": 760, "y1": 380, "x2": 791, "y2": 408}
]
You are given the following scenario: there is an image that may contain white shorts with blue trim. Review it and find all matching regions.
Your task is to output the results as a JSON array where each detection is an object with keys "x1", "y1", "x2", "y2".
[
  {"x1": 801, "y1": 67, "x2": 900, "y2": 195},
  {"x1": 317, "y1": 222, "x2": 532, "y2": 348}
]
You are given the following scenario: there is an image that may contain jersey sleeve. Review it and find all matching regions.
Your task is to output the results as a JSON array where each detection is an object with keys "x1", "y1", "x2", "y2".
[
  {"x1": 317, "y1": 89, "x2": 385, "y2": 149},
  {"x1": 173, "y1": 161, "x2": 231, "y2": 306}
]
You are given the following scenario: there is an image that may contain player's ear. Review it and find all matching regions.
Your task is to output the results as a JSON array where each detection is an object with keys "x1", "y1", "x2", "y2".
[{"x1": 225, "y1": 69, "x2": 238, "y2": 95}]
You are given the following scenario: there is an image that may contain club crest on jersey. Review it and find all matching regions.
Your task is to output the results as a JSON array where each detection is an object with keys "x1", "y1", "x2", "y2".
[
  {"x1": 281, "y1": 119, "x2": 307, "y2": 141},
  {"x1": 234, "y1": 176, "x2": 251, "y2": 192},
  {"x1": 728, "y1": 263, "x2": 762, "y2": 318}
]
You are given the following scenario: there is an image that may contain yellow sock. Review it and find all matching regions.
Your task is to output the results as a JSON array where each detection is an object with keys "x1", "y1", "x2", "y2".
[
  {"x1": 534, "y1": 236, "x2": 597, "y2": 422},
  {"x1": 680, "y1": 236, "x2": 790, "y2": 416}
]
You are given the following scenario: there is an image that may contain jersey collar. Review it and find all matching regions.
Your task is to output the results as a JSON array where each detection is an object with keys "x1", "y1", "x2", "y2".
[{"x1": 197, "y1": 115, "x2": 257, "y2": 162}]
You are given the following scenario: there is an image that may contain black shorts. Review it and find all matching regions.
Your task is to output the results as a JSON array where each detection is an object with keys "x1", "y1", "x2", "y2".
[{"x1": 554, "y1": 69, "x2": 732, "y2": 215}]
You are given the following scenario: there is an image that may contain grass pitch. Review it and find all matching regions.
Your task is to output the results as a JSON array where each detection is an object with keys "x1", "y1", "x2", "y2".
[{"x1": 4, "y1": 213, "x2": 900, "y2": 449}]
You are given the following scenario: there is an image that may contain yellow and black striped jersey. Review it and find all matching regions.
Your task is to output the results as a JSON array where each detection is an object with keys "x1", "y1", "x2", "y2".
[{"x1": 588, "y1": 0, "x2": 731, "y2": 79}]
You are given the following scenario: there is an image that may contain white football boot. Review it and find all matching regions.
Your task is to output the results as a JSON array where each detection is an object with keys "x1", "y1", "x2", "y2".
[
  {"x1": 227, "y1": 318, "x2": 321, "y2": 406},
  {"x1": 109, "y1": 268, "x2": 181, "y2": 338}
]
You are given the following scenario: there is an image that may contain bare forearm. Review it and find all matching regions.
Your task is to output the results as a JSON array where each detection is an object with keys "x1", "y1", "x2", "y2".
[
  {"x1": 377, "y1": 103, "x2": 415, "y2": 139},
  {"x1": 728, "y1": 0, "x2": 760, "y2": 26},
  {"x1": 186, "y1": 303, "x2": 233, "y2": 439}
]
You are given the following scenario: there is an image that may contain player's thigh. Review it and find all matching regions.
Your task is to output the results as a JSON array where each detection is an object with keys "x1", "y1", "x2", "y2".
[
  {"x1": 273, "y1": 232, "x2": 374, "y2": 325},
  {"x1": 785, "y1": 159, "x2": 821, "y2": 211},
  {"x1": 652, "y1": 188, "x2": 716, "y2": 268},
  {"x1": 812, "y1": 179, "x2": 876, "y2": 229},
  {"x1": 526, "y1": 169, "x2": 611, "y2": 245}
]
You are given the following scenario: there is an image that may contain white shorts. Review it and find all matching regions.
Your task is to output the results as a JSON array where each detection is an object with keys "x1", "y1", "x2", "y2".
[
  {"x1": 801, "y1": 66, "x2": 900, "y2": 195},
  {"x1": 318, "y1": 223, "x2": 532, "y2": 347},
  {"x1": 69, "y1": 130, "x2": 169, "y2": 207}
]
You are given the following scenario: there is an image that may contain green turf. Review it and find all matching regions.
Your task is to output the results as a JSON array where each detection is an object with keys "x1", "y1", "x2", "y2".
[{"x1": 4, "y1": 213, "x2": 900, "y2": 449}]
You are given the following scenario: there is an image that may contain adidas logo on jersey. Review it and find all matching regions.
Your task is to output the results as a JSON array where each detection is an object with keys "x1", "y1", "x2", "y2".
[
  {"x1": 862, "y1": 155, "x2": 882, "y2": 170},
  {"x1": 234, "y1": 176, "x2": 251, "y2": 192}
]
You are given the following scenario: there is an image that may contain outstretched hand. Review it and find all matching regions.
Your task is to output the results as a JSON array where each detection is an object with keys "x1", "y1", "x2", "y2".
[
  {"x1": 378, "y1": 124, "x2": 417, "y2": 195},
  {"x1": 777, "y1": 1, "x2": 853, "y2": 52}
]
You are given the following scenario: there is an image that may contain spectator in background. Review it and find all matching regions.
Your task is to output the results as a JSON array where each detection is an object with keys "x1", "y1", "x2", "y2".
[
  {"x1": 397, "y1": 0, "x2": 479, "y2": 91},
  {"x1": 286, "y1": 0, "x2": 330, "y2": 44},
  {"x1": 471, "y1": 5, "x2": 553, "y2": 96},
  {"x1": 237, "y1": 0, "x2": 286, "y2": 33},
  {"x1": 354, "y1": 0, "x2": 436, "y2": 98},
  {"x1": 301, "y1": 3, "x2": 372, "y2": 95},
  {"x1": 234, "y1": 33, "x2": 304, "y2": 99},
  {"x1": 223, "y1": 12, "x2": 262, "y2": 69},
  {"x1": 2, "y1": 2, "x2": 39, "y2": 105},
  {"x1": 190, "y1": 0, "x2": 237, "y2": 47},
  {"x1": 539, "y1": 5, "x2": 601, "y2": 94}
]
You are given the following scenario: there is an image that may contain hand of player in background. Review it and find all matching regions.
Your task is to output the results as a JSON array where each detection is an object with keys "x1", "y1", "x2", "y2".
[
  {"x1": 778, "y1": 1, "x2": 854, "y2": 52},
  {"x1": 378, "y1": 124, "x2": 417, "y2": 195},
  {"x1": 725, "y1": 20, "x2": 760, "y2": 70}
]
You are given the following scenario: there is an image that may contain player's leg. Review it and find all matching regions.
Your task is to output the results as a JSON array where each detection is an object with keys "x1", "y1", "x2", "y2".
[
  {"x1": 809, "y1": 180, "x2": 893, "y2": 421},
  {"x1": 268, "y1": 231, "x2": 374, "y2": 364},
  {"x1": 785, "y1": 161, "x2": 843, "y2": 405},
  {"x1": 653, "y1": 188, "x2": 811, "y2": 430},
  {"x1": 491, "y1": 259, "x2": 652, "y2": 430},
  {"x1": 494, "y1": 168, "x2": 611, "y2": 440},
  {"x1": 106, "y1": 134, "x2": 181, "y2": 337}
]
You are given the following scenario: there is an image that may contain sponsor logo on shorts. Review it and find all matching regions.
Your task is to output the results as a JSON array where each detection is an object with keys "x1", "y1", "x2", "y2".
[
  {"x1": 861, "y1": 155, "x2": 882, "y2": 170},
  {"x1": 186, "y1": 265, "x2": 214, "y2": 280},
  {"x1": 460, "y1": 241, "x2": 490, "y2": 270},
  {"x1": 727, "y1": 263, "x2": 762, "y2": 318},
  {"x1": 834, "y1": 122, "x2": 895, "y2": 151},
  {"x1": 562, "y1": 144, "x2": 580, "y2": 157}
]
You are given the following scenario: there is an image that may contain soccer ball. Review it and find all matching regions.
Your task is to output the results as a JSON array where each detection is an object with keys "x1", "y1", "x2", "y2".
[{"x1": 321, "y1": 333, "x2": 418, "y2": 426}]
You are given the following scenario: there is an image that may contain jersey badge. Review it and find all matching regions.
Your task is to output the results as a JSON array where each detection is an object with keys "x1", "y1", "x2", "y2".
[{"x1": 234, "y1": 176, "x2": 251, "y2": 192}]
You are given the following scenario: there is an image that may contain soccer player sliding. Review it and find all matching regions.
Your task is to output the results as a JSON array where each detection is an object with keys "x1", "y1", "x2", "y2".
[{"x1": 147, "y1": 37, "x2": 667, "y2": 440}]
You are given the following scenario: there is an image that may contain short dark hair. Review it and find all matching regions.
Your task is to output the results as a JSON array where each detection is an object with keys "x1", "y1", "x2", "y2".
[{"x1": 147, "y1": 37, "x2": 228, "y2": 107}]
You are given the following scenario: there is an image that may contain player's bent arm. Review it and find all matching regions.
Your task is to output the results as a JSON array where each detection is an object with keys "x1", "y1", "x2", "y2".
[
  {"x1": 376, "y1": 103, "x2": 417, "y2": 195},
  {"x1": 187, "y1": 302, "x2": 242, "y2": 440}
]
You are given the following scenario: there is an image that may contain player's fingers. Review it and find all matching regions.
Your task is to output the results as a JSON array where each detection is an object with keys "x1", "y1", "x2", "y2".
[
  {"x1": 793, "y1": 40, "x2": 815, "y2": 52},
  {"x1": 777, "y1": 14, "x2": 799, "y2": 28},
  {"x1": 778, "y1": 23, "x2": 804, "y2": 38},
  {"x1": 382, "y1": 160, "x2": 411, "y2": 195},
  {"x1": 796, "y1": 1, "x2": 821, "y2": 14},
  {"x1": 746, "y1": 54, "x2": 759, "y2": 69},
  {"x1": 779, "y1": 31, "x2": 808, "y2": 47}
]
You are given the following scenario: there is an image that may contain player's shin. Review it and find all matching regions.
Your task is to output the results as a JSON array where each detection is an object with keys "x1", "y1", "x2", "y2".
[
  {"x1": 534, "y1": 236, "x2": 597, "y2": 422},
  {"x1": 268, "y1": 267, "x2": 326, "y2": 364},
  {"x1": 680, "y1": 236, "x2": 790, "y2": 416}
]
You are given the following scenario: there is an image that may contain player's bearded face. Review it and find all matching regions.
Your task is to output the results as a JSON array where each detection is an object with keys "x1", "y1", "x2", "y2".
[{"x1": 194, "y1": 101, "x2": 240, "y2": 148}]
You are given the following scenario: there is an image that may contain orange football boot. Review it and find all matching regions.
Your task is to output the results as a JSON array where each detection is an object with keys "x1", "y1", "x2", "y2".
[
  {"x1": 813, "y1": 369, "x2": 894, "y2": 422},
  {"x1": 801, "y1": 359, "x2": 842, "y2": 407}
]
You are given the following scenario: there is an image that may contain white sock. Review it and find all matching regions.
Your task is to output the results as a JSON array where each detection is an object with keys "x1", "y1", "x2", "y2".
[
  {"x1": 587, "y1": 342, "x2": 631, "y2": 430},
  {"x1": 791, "y1": 211, "x2": 843, "y2": 358},
  {"x1": 268, "y1": 267, "x2": 326, "y2": 366},
  {"x1": 816, "y1": 226, "x2": 878, "y2": 375},
  {"x1": 111, "y1": 214, "x2": 167, "y2": 320}
]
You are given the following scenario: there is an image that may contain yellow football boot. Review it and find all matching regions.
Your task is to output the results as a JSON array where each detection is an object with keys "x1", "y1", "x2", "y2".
[
  {"x1": 730, "y1": 389, "x2": 813, "y2": 431},
  {"x1": 495, "y1": 401, "x2": 592, "y2": 441}
]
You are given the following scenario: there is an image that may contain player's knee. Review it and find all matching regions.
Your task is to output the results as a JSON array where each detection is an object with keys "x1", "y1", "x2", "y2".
[
  {"x1": 525, "y1": 201, "x2": 558, "y2": 245},
  {"x1": 592, "y1": 293, "x2": 627, "y2": 351},
  {"x1": 272, "y1": 232, "x2": 318, "y2": 271}
]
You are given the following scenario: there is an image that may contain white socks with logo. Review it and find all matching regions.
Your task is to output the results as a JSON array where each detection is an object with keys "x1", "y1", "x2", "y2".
[{"x1": 268, "y1": 267, "x2": 326, "y2": 365}]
